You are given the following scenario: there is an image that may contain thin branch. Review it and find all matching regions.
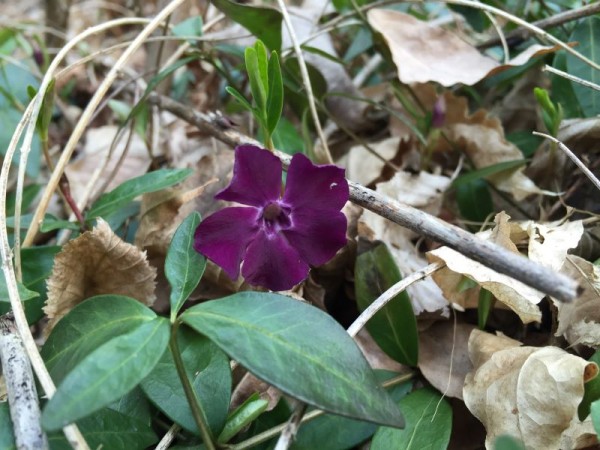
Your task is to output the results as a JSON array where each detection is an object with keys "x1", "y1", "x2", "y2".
[
  {"x1": 147, "y1": 93, "x2": 578, "y2": 303},
  {"x1": 543, "y1": 65, "x2": 600, "y2": 93},
  {"x1": 533, "y1": 131, "x2": 600, "y2": 193},
  {"x1": 276, "y1": 0, "x2": 333, "y2": 164},
  {"x1": 155, "y1": 424, "x2": 181, "y2": 450},
  {"x1": 479, "y1": 2, "x2": 600, "y2": 49},
  {"x1": 347, "y1": 262, "x2": 444, "y2": 337},
  {"x1": 273, "y1": 401, "x2": 308, "y2": 450},
  {"x1": 0, "y1": 313, "x2": 48, "y2": 450}
]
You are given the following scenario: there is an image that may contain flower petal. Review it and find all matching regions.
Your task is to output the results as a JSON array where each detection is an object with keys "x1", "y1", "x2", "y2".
[
  {"x1": 216, "y1": 145, "x2": 282, "y2": 207},
  {"x1": 194, "y1": 207, "x2": 260, "y2": 280},
  {"x1": 242, "y1": 229, "x2": 309, "y2": 291},
  {"x1": 282, "y1": 153, "x2": 349, "y2": 211},
  {"x1": 283, "y1": 211, "x2": 347, "y2": 266}
]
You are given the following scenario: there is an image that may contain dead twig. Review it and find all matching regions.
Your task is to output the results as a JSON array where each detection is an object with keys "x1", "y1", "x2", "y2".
[
  {"x1": 0, "y1": 313, "x2": 48, "y2": 450},
  {"x1": 146, "y1": 93, "x2": 578, "y2": 303}
]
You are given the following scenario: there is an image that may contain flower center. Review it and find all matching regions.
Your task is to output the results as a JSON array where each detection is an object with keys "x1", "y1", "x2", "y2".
[{"x1": 261, "y1": 202, "x2": 291, "y2": 231}]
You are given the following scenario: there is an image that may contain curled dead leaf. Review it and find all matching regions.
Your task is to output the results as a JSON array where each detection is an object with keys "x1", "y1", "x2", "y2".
[
  {"x1": 44, "y1": 219, "x2": 156, "y2": 332},
  {"x1": 464, "y1": 329, "x2": 596, "y2": 449},
  {"x1": 554, "y1": 256, "x2": 600, "y2": 348},
  {"x1": 368, "y1": 9, "x2": 561, "y2": 87}
]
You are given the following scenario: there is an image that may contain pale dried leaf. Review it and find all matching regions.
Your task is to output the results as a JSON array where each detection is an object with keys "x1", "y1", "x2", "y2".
[
  {"x1": 419, "y1": 320, "x2": 475, "y2": 399},
  {"x1": 231, "y1": 372, "x2": 281, "y2": 412},
  {"x1": 554, "y1": 256, "x2": 600, "y2": 348},
  {"x1": 345, "y1": 137, "x2": 400, "y2": 186},
  {"x1": 368, "y1": 9, "x2": 560, "y2": 87},
  {"x1": 65, "y1": 125, "x2": 151, "y2": 203},
  {"x1": 354, "y1": 329, "x2": 407, "y2": 373},
  {"x1": 45, "y1": 219, "x2": 156, "y2": 331},
  {"x1": 464, "y1": 330, "x2": 594, "y2": 449}
]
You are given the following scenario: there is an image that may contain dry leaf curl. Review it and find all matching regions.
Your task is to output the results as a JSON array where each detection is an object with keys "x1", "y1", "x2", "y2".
[
  {"x1": 44, "y1": 219, "x2": 156, "y2": 331},
  {"x1": 464, "y1": 330, "x2": 596, "y2": 450}
]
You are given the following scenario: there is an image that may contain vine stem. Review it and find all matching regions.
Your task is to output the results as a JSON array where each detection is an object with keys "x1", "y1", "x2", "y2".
[{"x1": 169, "y1": 324, "x2": 215, "y2": 450}]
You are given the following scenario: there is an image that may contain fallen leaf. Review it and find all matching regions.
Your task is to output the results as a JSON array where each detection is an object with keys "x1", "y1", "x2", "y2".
[
  {"x1": 44, "y1": 219, "x2": 156, "y2": 332},
  {"x1": 419, "y1": 320, "x2": 475, "y2": 399},
  {"x1": 368, "y1": 9, "x2": 561, "y2": 87},
  {"x1": 554, "y1": 256, "x2": 600, "y2": 348},
  {"x1": 345, "y1": 137, "x2": 400, "y2": 187},
  {"x1": 230, "y1": 372, "x2": 281, "y2": 412},
  {"x1": 354, "y1": 329, "x2": 407, "y2": 373},
  {"x1": 464, "y1": 329, "x2": 596, "y2": 449}
]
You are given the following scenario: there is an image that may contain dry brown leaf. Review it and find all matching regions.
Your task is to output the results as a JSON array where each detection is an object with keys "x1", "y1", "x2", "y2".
[
  {"x1": 354, "y1": 329, "x2": 407, "y2": 373},
  {"x1": 418, "y1": 320, "x2": 475, "y2": 399},
  {"x1": 45, "y1": 219, "x2": 156, "y2": 331},
  {"x1": 554, "y1": 255, "x2": 600, "y2": 348},
  {"x1": 358, "y1": 170, "x2": 450, "y2": 314},
  {"x1": 428, "y1": 213, "x2": 583, "y2": 323},
  {"x1": 65, "y1": 125, "x2": 151, "y2": 204},
  {"x1": 231, "y1": 372, "x2": 281, "y2": 412},
  {"x1": 368, "y1": 9, "x2": 560, "y2": 87},
  {"x1": 464, "y1": 329, "x2": 596, "y2": 449}
]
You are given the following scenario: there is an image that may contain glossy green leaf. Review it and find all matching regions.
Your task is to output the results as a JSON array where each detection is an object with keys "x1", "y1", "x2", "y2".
[
  {"x1": 0, "y1": 402, "x2": 16, "y2": 450},
  {"x1": 0, "y1": 281, "x2": 39, "y2": 322},
  {"x1": 141, "y1": 327, "x2": 231, "y2": 435},
  {"x1": 218, "y1": 394, "x2": 268, "y2": 444},
  {"x1": 43, "y1": 317, "x2": 170, "y2": 431},
  {"x1": 6, "y1": 184, "x2": 41, "y2": 216},
  {"x1": 181, "y1": 292, "x2": 404, "y2": 428},
  {"x1": 19, "y1": 245, "x2": 60, "y2": 323},
  {"x1": 551, "y1": 52, "x2": 583, "y2": 118},
  {"x1": 107, "y1": 387, "x2": 152, "y2": 425},
  {"x1": 42, "y1": 295, "x2": 157, "y2": 384},
  {"x1": 245, "y1": 47, "x2": 267, "y2": 112},
  {"x1": 578, "y1": 350, "x2": 600, "y2": 420},
  {"x1": 506, "y1": 131, "x2": 542, "y2": 158},
  {"x1": 456, "y1": 179, "x2": 493, "y2": 225},
  {"x1": 478, "y1": 288, "x2": 494, "y2": 330},
  {"x1": 211, "y1": 0, "x2": 282, "y2": 51},
  {"x1": 226, "y1": 86, "x2": 253, "y2": 112},
  {"x1": 566, "y1": 17, "x2": 600, "y2": 117},
  {"x1": 371, "y1": 388, "x2": 452, "y2": 450},
  {"x1": 355, "y1": 243, "x2": 418, "y2": 366},
  {"x1": 591, "y1": 400, "x2": 600, "y2": 435},
  {"x1": 292, "y1": 375, "x2": 413, "y2": 450},
  {"x1": 266, "y1": 51, "x2": 283, "y2": 135},
  {"x1": 452, "y1": 160, "x2": 527, "y2": 187},
  {"x1": 166, "y1": 212, "x2": 205, "y2": 318},
  {"x1": 494, "y1": 435, "x2": 526, "y2": 450},
  {"x1": 47, "y1": 408, "x2": 157, "y2": 450},
  {"x1": 87, "y1": 168, "x2": 192, "y2": 219}
]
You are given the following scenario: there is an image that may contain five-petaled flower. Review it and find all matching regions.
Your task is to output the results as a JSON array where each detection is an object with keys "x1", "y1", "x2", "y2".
[{"x1": 194, "y1": 144, "x2": 349, "y2": 291}]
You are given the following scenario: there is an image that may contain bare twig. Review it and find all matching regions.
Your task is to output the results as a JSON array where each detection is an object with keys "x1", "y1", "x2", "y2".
[
  {"x1": 543, "y1": 65, "x2": 600, "y2": 93},
  {"x1": 276, "y1": 0, "x2": 333, "y2": 164},
  {"x1": 273, "y1": 401, "x2": 308, "y2": 450},
  {"x1": 479, "y1": 2, "x2": 600, "y2": 49},
  {"x1": 347, "y1": 262, "x2": 444, "y2": 337},
  {"x1": 147, "y1": 93, "x2": 578, "y2": 303},
  {"x1": 533, "y1": 132, "x2": 600, "y2": 193},
  {"x1": 0, "y1": 314, "x2": 48, "y2": 450},
  {"x1": 155, "y1": 424, "x2": 181, "y2": 450}
]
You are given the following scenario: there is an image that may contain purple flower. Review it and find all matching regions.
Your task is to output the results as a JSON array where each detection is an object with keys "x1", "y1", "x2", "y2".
[{"x1": 194, "y1": 144, "x2": 349, "y2": 291}]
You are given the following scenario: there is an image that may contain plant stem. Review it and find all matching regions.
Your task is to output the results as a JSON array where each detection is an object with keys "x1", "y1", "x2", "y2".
[{"x1": 170, "y1": 323, "x2": 216, "y2": 450}]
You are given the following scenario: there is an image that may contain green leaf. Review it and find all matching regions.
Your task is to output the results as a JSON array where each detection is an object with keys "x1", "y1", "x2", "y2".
[
  {"x1": 566, "y1": 17, "x2": 600, "y2": 117},
  {"x1": 478, "y1": 288, "x2": 494, "y2": 329},
  {"x1": 456, "y1": 179, "x2": 494, "y2": 225},
  {"x1": 6, "y1": 183, "x2": 41, "y2": 216},
  {"x1": 226, "y1": 86, "x2": 253, "y2": 112},
  {"x1": 551, "y1": 52, "x2": 583, "y2": 118},
  {"x1": 245, "y1": 47, "x2": 267, "y2": 112},
  {"x1": 211, "y1": 0, "x2": 282, "y2": 52},
  {"x1": 181, "y1": 292, "x2": 404, "y2": 428},
  {"x1": 107, "y1": 387, "x2": 152, "y2": 425},
  {"x1": 371, "y1": 388, "x2": 452, "y2": 450},
  {"x1": 166, "y1": 212, "x2": 205, "y2": 318},
  {"x1": 506, "y1": 131, "x2": 542, "y2": 158},
  {"x1": 355, "y1": 243, "x2": 418, "y2": 366},
  {"x1": 43, "y1": 317, "x2": 170, "y2": 431},
  {"x1": 41, "y1": 295, "x2": 158, "y2": 385},
  {"x1": 173, "y1": 16, "x2": 203, "y2": 39},
  {"x1": 218, "y1": 394, "x2": 268, "y2": 444},
  {"x1": 494, "y1": 435, "x2": 526, "y2": 450},
  {"x1": 0, "y1": 281, "x2": 39, "y2": 321},
  {"x1": 0, "y1": 402, "x2": 16, "y2": 450},
  {"x1": 578, "y1": 350, "x2": 600, "y2": 420},
  {"x1": 87, "y1": 168, "x2": 192, "y2": 219},
  {"x1": 266, "y1": 51, "x2": 283, "y2": 135},
  {"x1": 47, "y1": 408, "x2": 157, "y2": 450},
  {"x1": 451, "y1": 160, "x2": 527, "y2": 187},
  {"x1": 141, "y1": 327, "x2": 231, "y2": 435},
  {"x1": 291, "y1": 374, "x2": 413, "y2": 450},
  {"x1": 592, "y1": 400, "x2": 600, "y2": 435}
]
